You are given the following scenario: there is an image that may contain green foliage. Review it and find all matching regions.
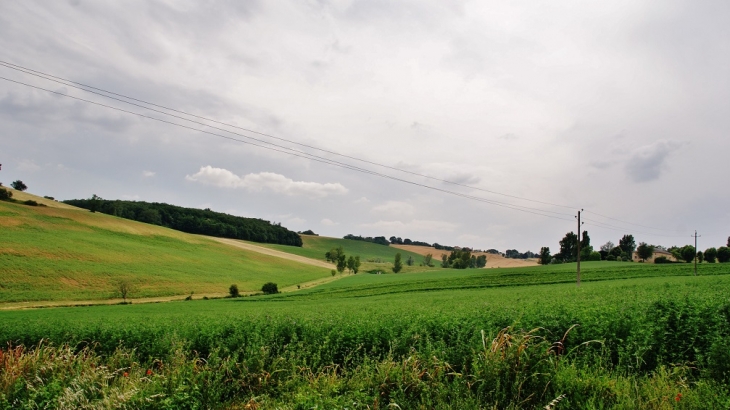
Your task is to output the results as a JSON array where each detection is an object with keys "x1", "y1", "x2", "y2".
[
  {"x1": 299, "y1": 229, "x2": 317, "y2": 235},
  {"x1": 539, "y1": 247, "x2": 551, "y2": 265},
  {"x1": 422, "y1": 253, "x2": 433, "y2": 267},
  {"x1": 325, "y1": 246, "x2": 344, "y2": 263},
  {"x1": 698, "y1": 251, "x2": 704, "y2": 263},
  {"x1": 2, "y1": 264, "x2": 730, "y2": 407},
  {"x1": 0, "y1": 188, "x2": 12, "y2": 200},
  {"x1": 447, "y1": 248, "x2": 473, "y2": 269},
  {"x1": 705, "y1": 247, "x2": 718, "y2": 263},
  {"x1": 343, "y1": 234, "x2": 389, "y2": 246},
  {"x1": 440, "y1": 254, "x2": 449, "y2": 268},
  {"x1": 336, "y1": 253, "x2": 347, "y2": 274},
  {"x1": 10, "y1": 180, "x2": 27, "y2": 191},
  {"x1": 680, "y1": 245, "x2": 697, "y2": 263},
  {"x1": 476, "y1": 254, "x2": 487, "y2": 268},
  {"x1": 229, "y1": 284, "x2": 240, "y2": 298},
  {"x1": 558, "y1": 232, "x2": 578, "y2": 262},
  {"x1": 23, "y1": 200, "x2": 39, "y2": 206},
  {"x1": 619, "y1": 234, "x2": 636, "y2": 255},
  {"x1": 654, "y1": 256, "x2": 670, "y2": 264},
  {"x1": 718, "y1": 247, "x2": 730, "y2": 263},
  {"x1": 392, "y1": 253, "x2": 403, "y2": 273},
  {"x1": 405, "y1": 255, "x2": 414, "y2": 266},
  {"x1": 63, "y1": 198, "x2": 302, "y2": 246},
  {"x1": 261, "y1": 282, "x2": 278, "y2": 294},
  {"x1": 587, "y1": 251, "x2": 602, "y2": 261},
  {"x1": 606, "y1": 255, "x2": 617, "y2": 261},
  {"x1": 636, "y1": 242, "x2": 654, "y2": 262}
]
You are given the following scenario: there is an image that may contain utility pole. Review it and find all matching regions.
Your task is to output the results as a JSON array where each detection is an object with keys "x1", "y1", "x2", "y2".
[
  {"x1": 692, "y1": 230, "x2": 701, "y2": 276},
  {"x1": 576, "y1": 209, "x2": 583, "y2": 286}
]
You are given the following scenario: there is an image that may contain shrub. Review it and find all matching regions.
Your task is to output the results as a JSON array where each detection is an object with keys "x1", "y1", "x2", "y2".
[
  {"x1": 0, "y1": 188, "x2": 12, "y2": 200},
  {"x1": 11, "y1": 180, "x2": 27, "y2": 191},
  {"x1": 606, "y1": 255, "x2": 617, "y2": 261},
  {"x1": 587, "y1": 251, "x2": 601, "y2": 261},
  {"x1": 262, "y1": 282, "x2": 278, "y2": 294},
  {"x1": 229, "y1": 284, "x2": 240, "y2": 298},
  {"x1": 23, "y1": 200, "x2": 39, "y2": 206},
  {"x1": 654, "y1": 256, "x2": 670, "y2": 264}
]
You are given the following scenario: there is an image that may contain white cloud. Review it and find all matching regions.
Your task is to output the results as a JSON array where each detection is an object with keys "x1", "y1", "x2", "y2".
[
  {"x1": 321, "y1": 218, "x2": 339, "y2": 226},
  {"x1": 186, "y1": 166, "x2": 348, "y2": 198},
  {"x1": 354, "y1": 196, "x2": 370, "y2": 204},
  {"x1": 359, "y1": 219, "x2": 458, "y2": 233},
  {"x1": 371, "y1": 200, "x2": 415, "y2": 217},
  {"x1": 142, "y1": 170, "x2": 156, "y2": 177},
  {"x1": 17, "y1": 159, "x2": 41, "y2": 172}
]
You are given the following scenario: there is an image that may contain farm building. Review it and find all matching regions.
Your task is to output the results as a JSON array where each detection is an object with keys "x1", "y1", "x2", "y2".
[{"x1": 632, "y1": 248, "x2": 677, "y2": 263}]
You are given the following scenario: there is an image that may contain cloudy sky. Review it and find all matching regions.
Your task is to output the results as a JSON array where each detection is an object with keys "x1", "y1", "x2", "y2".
[{"x1": 1, "y1": 0, "x2": 728, "y2": 252}]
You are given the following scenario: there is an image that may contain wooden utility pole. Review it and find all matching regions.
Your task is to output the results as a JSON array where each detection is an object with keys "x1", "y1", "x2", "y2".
[
  {"x1": 693, "y1": 230, "x2": 700, "y2": 276},
  {"x1": 576, "y1": 210, "x2": 583, "y2": 286}
]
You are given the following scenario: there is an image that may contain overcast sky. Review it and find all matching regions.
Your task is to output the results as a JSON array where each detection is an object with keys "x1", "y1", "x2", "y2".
[{"x1": 1, "y1": 0, "x2": 728, "y2": 252}]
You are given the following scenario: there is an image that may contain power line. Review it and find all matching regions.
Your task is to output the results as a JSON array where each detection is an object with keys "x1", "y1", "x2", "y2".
[
  {"x1": 582, "y1": 218, "x2": 689, "y2": 238},
  {"x1": 0, "y1": 60, "x2": 578, "y2": 210},
  {"x1": 582, "y1": 209, "x2": 680, "y2": 234},
  {"x1": 0, "y1": 75, "x2": 577, "y2": 222}
]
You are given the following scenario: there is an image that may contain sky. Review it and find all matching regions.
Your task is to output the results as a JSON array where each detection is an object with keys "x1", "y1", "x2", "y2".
[{"x1": 1, "y1": 0, "x2": 728, "y2": 253}]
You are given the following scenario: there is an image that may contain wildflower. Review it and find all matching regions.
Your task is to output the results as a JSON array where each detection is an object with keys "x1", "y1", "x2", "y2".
[
  {"x1": 675, "y1": 393, "x2": 682, "y2": 402},
  {"x1": 146, "y1": 369, "x2": 153, "y2": 376},
  {"x1": 123, "y1": 372, "x2": 129, "y2": 377}
]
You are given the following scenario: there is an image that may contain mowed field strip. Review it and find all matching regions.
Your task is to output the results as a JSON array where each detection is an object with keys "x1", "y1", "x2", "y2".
[{"x1": 207, "y1": 237, "x2": 333, "y2": 269}]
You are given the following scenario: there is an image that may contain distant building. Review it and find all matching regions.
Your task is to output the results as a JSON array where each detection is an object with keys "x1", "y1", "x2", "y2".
[{"x1": 632, "y1": 248, "x2": 677, "y2": 263}]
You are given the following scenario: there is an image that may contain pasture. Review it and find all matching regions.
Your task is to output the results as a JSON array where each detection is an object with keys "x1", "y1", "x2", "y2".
[{"x1": 0, "y1": 198, "x2": 331, "y2": 303}]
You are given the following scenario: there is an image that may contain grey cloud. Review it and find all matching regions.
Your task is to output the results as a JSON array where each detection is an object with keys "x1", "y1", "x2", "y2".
[{"x1": 625, "y1": 140, "x2": 683, "y2": 183}]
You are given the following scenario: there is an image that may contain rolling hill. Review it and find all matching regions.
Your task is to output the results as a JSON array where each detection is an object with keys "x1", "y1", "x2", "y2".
[{"x1": 0, "y1": 189, "x2": 331, "y2": 304}]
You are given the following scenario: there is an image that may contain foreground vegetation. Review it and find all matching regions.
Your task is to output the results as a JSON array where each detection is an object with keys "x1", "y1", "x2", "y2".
[{"x1": 2, "y1": 262, "x2": 729, "y2": 408}]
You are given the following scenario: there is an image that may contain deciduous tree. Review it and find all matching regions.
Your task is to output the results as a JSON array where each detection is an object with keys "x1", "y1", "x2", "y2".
[
  {"x1": 10, "y1": 180, "x2": 27, "y2": 191},
  {"x1": 704, "y1": 247, "x2": 718, "y2": 263},
  {"x1": 636, "y1": 242, "x2": 654, "y2": 262},
  {"x1": 619, "y1": 235, "x2": 636, "y2": 257},
  {"x1": 392, "y1": 253, "x2": 403, "y2": 273},
  {"x1": 539, "y1": 247, "x2": 551, "y2": 265},
  {"x1": 680, "y1": 245, "x2": 696, "y2": 263},
  {"x1": 718, "y1": 247, "x2": 730, "y2": 263}
]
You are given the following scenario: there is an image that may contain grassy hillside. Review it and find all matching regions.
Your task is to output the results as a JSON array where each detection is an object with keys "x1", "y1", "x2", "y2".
[
  {"x1": 0, "y1": 192, "x2": 330, "y2": 303},
  {"x1": 255, "y1": 234, "x2": 425, "y2": 265}
]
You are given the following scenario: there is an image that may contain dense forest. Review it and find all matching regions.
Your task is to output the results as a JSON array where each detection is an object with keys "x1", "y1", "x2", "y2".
[
  {"x1": 64, "y1": 198, "x2": 302, "y2": 246},
  {"x1": 343, "y1": 234, "x2": 390, "y2": 246}
]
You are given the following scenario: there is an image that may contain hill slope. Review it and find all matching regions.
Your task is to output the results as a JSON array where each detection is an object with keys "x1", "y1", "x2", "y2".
[{"x1": 0, "y1": 190, "x2": 330, "y2": 303}]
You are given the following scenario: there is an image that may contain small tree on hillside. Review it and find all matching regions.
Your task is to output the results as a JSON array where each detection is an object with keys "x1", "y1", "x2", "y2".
[
  {"x1": 697, "y1": 251, "x2": 704, "y2": 263},
  {"x1": 10, "y1": 180, "x2": 27, "y2": 191},
  {"x1": 261, "y1": 282, "x2": 278, "y2": 294},
  {"x1": 422, "y1": 253, "x2": 433, "y2": 267},
  {"x1": 406, "y1": 255, "x2": 414, "y2": 266},
  {"x1": 476, "y1": 254, "x2": 487, "y2": 268},
  {"x1": 336, "y1": 253, "x2": 347, "y2": 274},
  {"x1": 393, "y1": 253, "x2": 403, "y2": 273},
  {"x1": 119, "y1": 281, "x2": 133, "y2": 303},
  {"x1": 705, "y1": 247, "x2": 718, "y2": 263},
  {"x1": 229, "y1": 284, "x2": 240, "y2": 298},
  {"x1": 440, "y1": 254, "x2": 450, "y2": 268},
  {"x1": 0, "y1": 188, "x2": 12, "y2": 201},
  {"x1": 636, "y1": 242, "x2": 654, "y2": 262},
  {"x1": 352, "y1": 256, "x2": 361, "y2": 274},
  {"x1": 346, "y1": 255, "x2": 356, "y2": 273}
]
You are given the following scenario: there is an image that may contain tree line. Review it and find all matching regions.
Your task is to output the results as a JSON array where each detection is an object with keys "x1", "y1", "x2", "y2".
[
  {"x1": 64, "y1": 196, "x2": 302, "y2": 246},
  {"x1": 538, "y1": 232, "x2": 730, "y2": 265}
]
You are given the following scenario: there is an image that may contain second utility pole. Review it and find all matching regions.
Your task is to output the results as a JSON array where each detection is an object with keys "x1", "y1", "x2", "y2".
[
  {"x1": 693, "y1": 230, "x2": 700, "y2": 276},
  {"x1": 576, "y1": 210, "x2": 582, "y2": 286}
]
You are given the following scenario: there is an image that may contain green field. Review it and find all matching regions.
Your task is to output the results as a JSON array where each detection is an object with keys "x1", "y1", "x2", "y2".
[
  {"x1": 2, "y1": 261, "x2": 730, "y2": 408},
  {"x1": 0, "y1": 198, "x2": 330, "y2": 302},
  {"x1": 255, "y1": 234, "x2": 425, "y2": 266}
]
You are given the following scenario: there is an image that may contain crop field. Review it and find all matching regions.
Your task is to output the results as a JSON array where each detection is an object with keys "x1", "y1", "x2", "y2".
[
  {"x1": 0, "y1": 199, "x2": 330, "y2": 303},
  {"x1": 254, "y1": 234, "x2": 425, "y2": 265},
  {"x1": 2, "y1": 261, "x2": 730, "y2": 408}
]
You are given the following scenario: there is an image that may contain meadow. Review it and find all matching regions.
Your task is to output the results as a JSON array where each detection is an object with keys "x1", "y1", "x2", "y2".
[
  {"x1": 2, "y1": 261, "x2": 730, "y2": 408},
  {"x1": 0, "y1": 199, "x2": 331, "y2": 302}
]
